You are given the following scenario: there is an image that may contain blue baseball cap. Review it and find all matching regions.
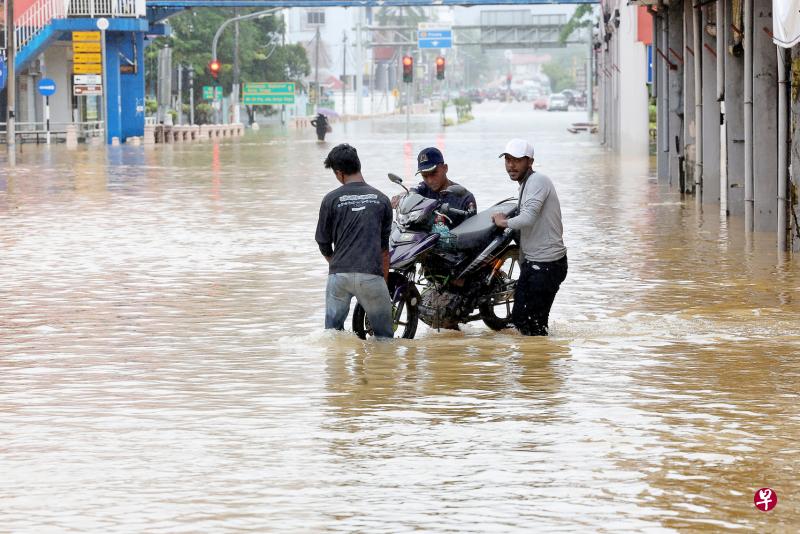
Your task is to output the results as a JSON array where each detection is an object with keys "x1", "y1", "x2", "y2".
[{"x1": 416, "y1": 147, "x2": 445, "y2": 174}]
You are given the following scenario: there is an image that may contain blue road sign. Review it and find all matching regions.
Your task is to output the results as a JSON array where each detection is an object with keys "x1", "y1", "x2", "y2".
[
  {"x1": 38, "y1": 78, "x2": 57, "y2": 96},
  {"x1": 0, "y1": 56, "x2": 6, "y2": 91},
  {"x1": 646, "y1": 45, "x2": 653, "y2": 85},
  {"x1": 418, "y1": 29, "x2": 452, "y2": 49}
]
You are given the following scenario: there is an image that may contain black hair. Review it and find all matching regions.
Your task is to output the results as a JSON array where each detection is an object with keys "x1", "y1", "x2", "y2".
[{"x1": 324, "y1": 143, "x2": 361, "y2": 175}]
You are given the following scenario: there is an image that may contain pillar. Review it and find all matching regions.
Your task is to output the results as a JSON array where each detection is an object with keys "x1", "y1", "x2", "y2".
[
  {"x1": 753, "y1": 0, "x2": 778, "y2": 231},
  {"x1": 724, "y1": 0, "x2": 746, "y2": 216},
  {"x1": 702, "y1": 4, "x2": 721, "y2": 205},
  {"x1": 667, "y1": 5, "x2": 685, "y2": 188},
  {"x1": 683, "y1": 0, "x2": 697, "y2": 192}
]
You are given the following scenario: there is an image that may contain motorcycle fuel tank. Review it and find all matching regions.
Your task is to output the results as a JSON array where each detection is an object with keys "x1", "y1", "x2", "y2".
[{"x1": 390, "y1": 232, "x2": 440, "y2": 269}]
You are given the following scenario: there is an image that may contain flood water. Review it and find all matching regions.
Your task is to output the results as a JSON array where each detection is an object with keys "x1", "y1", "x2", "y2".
[{"x1": 1, "y1": 102, "x2": 798, "y2": 531}]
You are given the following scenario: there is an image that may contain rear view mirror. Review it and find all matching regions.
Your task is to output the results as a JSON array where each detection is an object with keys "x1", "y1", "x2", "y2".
[{"x1": 388, "y1": 173, "x2": 403, "y2": 184}]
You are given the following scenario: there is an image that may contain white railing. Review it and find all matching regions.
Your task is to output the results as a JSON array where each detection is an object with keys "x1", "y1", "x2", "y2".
[
  {"x1": 67, "y1": 0, "x2": 145, "y2": 18},
  {"x1": 14, "y1": 0, "x2": 67, "y2": 53},
  {"x1": 14, "y1": 0, "x2": 144, "y2": 55}
]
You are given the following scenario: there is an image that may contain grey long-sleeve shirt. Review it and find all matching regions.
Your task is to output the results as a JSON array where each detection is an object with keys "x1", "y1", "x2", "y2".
[{"x1": 506, "y1": 171, "x2": 567, "y2": 262}]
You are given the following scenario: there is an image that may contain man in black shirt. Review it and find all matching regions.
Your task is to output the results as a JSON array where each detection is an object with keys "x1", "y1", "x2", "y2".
[
  {"x1": 391, "y1": 147, "x2": 477, "y2": 227},
  {"x1": 315, "y1": 144, "x2": 394, "y2": 338}
]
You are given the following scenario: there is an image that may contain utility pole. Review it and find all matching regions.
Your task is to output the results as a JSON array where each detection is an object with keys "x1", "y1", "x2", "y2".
[
  {"x1": 233, "y1": 8, "x2": 240, "y2": 124},
  {"x1": 176, "y1": 63, "x2": 183, "y2": 125},
  {"x1": 189, "y1": 65, "x2": 195, "y2": 125},
  {"x1": 355, "y1": 9, "x2": 363, "y2": 115},
  {"x1": 342, "y1": 31, "x2": 347, "y2": 115},
  {"x1": 314, "y1": 26, "x2": 320, "y2": 107},
  {"x1": 6, "y1": 0, "x2": 15, "y2": 152}
]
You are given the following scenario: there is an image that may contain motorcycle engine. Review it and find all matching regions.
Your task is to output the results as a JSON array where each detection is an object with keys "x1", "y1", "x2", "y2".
[{"x1": 419, "y1": 287, "x2": 470, "y2": 329}]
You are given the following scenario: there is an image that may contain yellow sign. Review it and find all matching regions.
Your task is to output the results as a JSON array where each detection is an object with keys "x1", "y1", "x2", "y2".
[
  {"x1": 73, "y1": 42, "x2": 101, "y2": 53},
  {"x1": 74, "y1": 53, "x2": 102, "y2": 64},
  {"x1": 73, "y1": 31, "x2": 101, "y2": 42},
  {"x1": 73, "y1": 63, "x2": 103, "y2": 74}
]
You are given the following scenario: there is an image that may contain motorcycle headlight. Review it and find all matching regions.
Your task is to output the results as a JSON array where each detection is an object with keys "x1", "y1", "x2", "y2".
[{"x1": 398, "y1": 209, "x2": 424, "y2": 225}]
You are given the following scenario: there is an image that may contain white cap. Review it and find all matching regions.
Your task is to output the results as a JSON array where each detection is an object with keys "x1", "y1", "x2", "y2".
[{"x1": 499, "y1": 138, "x2": 534, "y2": 159}]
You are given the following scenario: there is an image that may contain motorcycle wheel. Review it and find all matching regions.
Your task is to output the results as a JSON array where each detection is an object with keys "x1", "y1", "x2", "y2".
[
  {"x1": 353, "y1": 273, "x2": 420, "y2": 340},
  {"x1": 479, "y1": 246, "x2": 520, "y2": 331}
]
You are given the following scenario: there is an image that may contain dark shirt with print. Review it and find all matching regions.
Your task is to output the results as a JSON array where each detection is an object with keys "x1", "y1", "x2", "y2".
[
  {"x1": 412, "y1": 181, "x2": 477, "y2": 226},
  {"x1": 315, "y1": 182, "x2": 392, "y2": 277}
]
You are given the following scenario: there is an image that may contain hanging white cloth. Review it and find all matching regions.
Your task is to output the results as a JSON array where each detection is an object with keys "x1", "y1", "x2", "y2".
[{"x1": 773, "y1": 0, "x2": 800, "y2": 48}]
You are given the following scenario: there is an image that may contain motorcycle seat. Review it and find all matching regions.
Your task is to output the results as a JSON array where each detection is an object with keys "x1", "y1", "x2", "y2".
[{"x1": 450, "y1": 201, "x2": 517, "y2": 250}]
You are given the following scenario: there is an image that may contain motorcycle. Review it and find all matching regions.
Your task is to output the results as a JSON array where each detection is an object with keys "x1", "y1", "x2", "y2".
[{"x1": 353, "y1": 173, "x2": 521, "y2": 339}]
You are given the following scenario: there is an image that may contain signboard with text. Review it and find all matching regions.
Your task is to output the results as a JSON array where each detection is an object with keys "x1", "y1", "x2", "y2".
[
  {"x1": 417, "y1": 23, "x2": 452, "y2": 49},
  {"x1": 72, "y1": 31, "x2": 102, "y2": 74},
  {"x1": 242, "y1": 82, "x2": 295, "y2": 105},
  {"x1": 202, "y1": 85, "x2": 223, "y2": 100}
]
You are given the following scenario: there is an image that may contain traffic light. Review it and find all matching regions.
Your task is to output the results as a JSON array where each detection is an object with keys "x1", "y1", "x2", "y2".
[
  {"x1": 435, "y1": 56, "x2": 445, "y2": 80},
  {"x1": 209, "y1": 59, "x2": 221, "y2": 79},
  {"x1": 402, "y1": 55, "x2": 413, "y2": 83}
]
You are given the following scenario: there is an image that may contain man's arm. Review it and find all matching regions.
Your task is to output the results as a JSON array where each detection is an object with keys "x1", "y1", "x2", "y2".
[{"x1": 315, "y1": 197, "x2": 335, "y2": 260}]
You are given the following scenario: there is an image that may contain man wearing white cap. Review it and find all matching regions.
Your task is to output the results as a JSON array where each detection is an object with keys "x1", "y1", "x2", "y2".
[{"x1": 491, "y1": 138, "x2": 567, "y2": 336}]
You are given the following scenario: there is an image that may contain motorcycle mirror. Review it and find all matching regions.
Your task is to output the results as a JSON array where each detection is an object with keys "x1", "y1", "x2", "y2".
[{"x1": 388, "y1": 173, "x2": 404, "y2": 184}]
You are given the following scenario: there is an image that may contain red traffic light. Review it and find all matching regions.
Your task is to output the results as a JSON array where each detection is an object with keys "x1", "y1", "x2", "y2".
[
  {"x1": 435, "y1": 56, "x2": 445, "y2": 80},
  {"x1": 209, "y1": 59, "x2": 221, "y2": 79},
  {"x1": 402, "y1": 55, "x2": 413, "y2": 83}
]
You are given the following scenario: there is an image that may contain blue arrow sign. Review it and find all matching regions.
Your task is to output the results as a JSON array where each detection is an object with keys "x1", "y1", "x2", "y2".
[
  {"x1": 418, "y1": 29, "x2": 452, "y2": 49},
  {"x1": 0, "y1": 56, "x2": 6, "y2": 91},
  {"x1": 38, "y1": 78, "x2": 57, "y2": 96}
]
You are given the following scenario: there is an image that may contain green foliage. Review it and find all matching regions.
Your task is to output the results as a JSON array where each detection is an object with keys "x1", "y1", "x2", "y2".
[
  {"x1": 453, "y1": 97, "x2": 472, "y2": 123},
  {"x1": 541, "y1": 62, "x2": 574, "y2": 93},
  {"x1": 146, "y1": 9, "x2": 310, "y2": 120},
  {"x1": 559, "y1": 5, "x2": 594, "y2": 44},
  {"x1": 145, "y1": 97, "x2": 158, "y2": 115}
]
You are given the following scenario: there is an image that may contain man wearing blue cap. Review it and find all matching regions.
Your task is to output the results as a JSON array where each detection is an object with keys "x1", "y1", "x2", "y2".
[{"x1": 391, "y1": 147, "x2": 477, "y2": 226}]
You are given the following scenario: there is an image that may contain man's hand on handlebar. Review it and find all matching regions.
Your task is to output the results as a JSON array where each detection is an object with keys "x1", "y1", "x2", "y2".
[{"x1": 391, "y1": 194, "x2": 403, "y2": 208}]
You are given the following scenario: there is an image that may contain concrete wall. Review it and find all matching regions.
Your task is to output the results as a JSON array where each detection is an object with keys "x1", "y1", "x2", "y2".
[
  {"x1": 667, "y1": 5, "x2": 684, "y2": 189},
  {"x1": 619, "y1": 5, "x2": 649, "y2": 157},
  {"x1": 683, "y1": 0, "x2": 697, "y2": 192}
]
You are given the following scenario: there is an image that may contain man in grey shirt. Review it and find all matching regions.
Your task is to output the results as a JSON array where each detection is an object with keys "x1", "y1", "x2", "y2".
[{"x1": 491, "y1": 139, "x2": 568, "y2": 336}]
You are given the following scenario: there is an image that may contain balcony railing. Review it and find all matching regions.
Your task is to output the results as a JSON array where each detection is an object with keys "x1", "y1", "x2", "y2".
[{"x1": 14, "y1": 0, "x2": 145, "y2": 56}]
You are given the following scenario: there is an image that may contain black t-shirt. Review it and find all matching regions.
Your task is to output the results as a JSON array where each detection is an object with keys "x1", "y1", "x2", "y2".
[
  {"x1": 315, "y1": 181, "x2": 392, "y2": 276},
  {"x1": 413, "y1": 181, "x2": 477, "y2": 226}
]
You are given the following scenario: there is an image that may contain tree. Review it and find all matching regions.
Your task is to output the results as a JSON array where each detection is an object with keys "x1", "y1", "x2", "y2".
[
  {"x1": 145, "y1": 9, "x2": 310, "y2": 123},
  {"x1": 559, "y1": 5, "x2": 594, "y2": 44},
  {"x1": 542, "y1": 62, "x2": 574, "y2": 94}
]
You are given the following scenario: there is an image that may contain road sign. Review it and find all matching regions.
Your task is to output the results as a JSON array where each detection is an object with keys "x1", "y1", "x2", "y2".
[
  {"x1": 74, "y1": 53, "x2": 102, "y2": 64},
  {"x1": 74, "y1": 85, "x2": 103, "y2": 96},
  {"x1": 74, "y1": 63, "x2": 103, "y2": 75},
  {"x1": 418, "y1": 24, "x2": 452, "y2": 49},
  {"x1": 73, "y1": 31, "x2": 100, "y2": 42},
  {"x1": 38, "y1": 78, "x2": 56, "y2": 96},
  {"x1": 74, "y1": 74, "x2": 102, "y2": 85},
  {"x1": 0, "y1": 56, "x2": 6, "y2": 91},
  {"x1": 73, "y1": 42, "x2": 101, "y2": 53},
  {"x1": 242, "y1": 82, "x2": 295, "y2": 105},
  {"x1": 202, "y1": 85, "x2": 223, "y2": 100}
]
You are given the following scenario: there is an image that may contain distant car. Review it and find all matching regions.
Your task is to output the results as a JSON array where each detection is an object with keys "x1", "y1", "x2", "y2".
[
  {"x1": 547, "y1": 94, "x2": 569, "y2": 112},
  {"x1": 533, "y1": 97, "x2": 548, "y2": 110}
]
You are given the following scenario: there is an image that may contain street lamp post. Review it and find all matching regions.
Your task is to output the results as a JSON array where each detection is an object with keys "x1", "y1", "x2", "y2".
[{"x1": 211, "y1": 8, "x2": 280, "y2": 125}]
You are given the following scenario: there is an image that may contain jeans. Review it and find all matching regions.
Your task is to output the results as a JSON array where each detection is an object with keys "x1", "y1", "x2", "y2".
[
  {"x1": 325, "y1": 273, "x2": 394, "y2": 338},
  {"x1": 512, "y1": 255, "x2": 568, "y2": 336}
]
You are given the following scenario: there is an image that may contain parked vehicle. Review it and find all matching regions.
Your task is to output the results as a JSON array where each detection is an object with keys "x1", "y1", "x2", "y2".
[
  {"x1": 352, "y1": 174, "x2": 520, "y2": 339},
  {"x1": 547, "y1": 94, "x2": 569, "y2": 112},
  {"x1": 533, "y1": 97, "x2": 548, "y2": 110}
]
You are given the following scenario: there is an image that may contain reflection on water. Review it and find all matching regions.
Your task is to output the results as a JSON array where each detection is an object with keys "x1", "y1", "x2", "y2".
[{"x1": 1, "y1": 102, "x2": 798, "y2": 531}]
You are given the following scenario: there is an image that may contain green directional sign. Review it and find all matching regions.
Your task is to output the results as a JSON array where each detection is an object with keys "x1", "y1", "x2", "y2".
[
  {"x1": 202, "y1": 85, "x2": 222, "y2": 100},
  {"x1": 242, "y1": 82, "x2": 295, "y2": 105}
]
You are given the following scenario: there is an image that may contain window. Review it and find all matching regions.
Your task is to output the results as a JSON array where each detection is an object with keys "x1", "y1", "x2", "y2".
[{"x1": 307, "y1": 10, "x2": 325, "y2": 25}]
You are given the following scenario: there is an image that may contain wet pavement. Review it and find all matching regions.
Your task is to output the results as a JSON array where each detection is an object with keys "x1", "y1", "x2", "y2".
[{"x1": 1, "y1": 102, "x2": 798, "y2": 531}]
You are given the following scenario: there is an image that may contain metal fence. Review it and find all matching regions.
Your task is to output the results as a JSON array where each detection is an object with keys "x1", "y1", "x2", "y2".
[{"x1": 0, "y1": 121, "x2": 105, "y2": 143}]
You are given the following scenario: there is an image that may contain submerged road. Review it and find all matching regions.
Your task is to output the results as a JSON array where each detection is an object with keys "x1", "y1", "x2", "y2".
[{"x1": 1, "y1": 102, "x2": 798, "y2": 530}]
